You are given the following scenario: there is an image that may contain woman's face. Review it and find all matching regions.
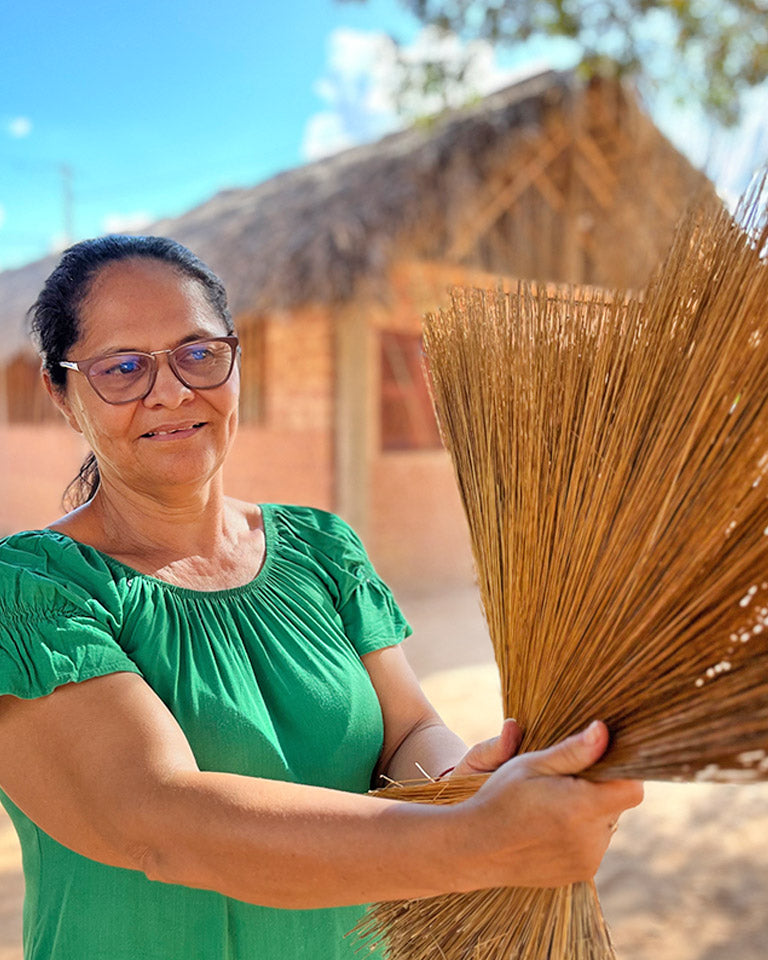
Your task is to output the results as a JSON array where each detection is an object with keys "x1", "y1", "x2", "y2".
[{"x1": 52, "y1": 257, "x2": 240, "y2": 499}]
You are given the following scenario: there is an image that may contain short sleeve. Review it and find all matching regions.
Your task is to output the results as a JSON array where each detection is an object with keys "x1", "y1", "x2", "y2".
[
  {"x1": 332, "y1": 527, "x2": 413, "y2": 656},
  {"x1": 268, "y1": 506, "x2": 413, "y2": 656},
  {"x1": 0, "y1": 532, "x2": 142, "y2": 700}
]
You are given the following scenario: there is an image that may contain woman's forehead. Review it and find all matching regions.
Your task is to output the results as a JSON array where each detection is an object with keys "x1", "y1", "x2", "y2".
[
  {"x1": 77, "y1": 258, "x2": 225, "y2": 352},
  {"x1": 83, "y1": 257, "x2": 204, "y2": 307}
]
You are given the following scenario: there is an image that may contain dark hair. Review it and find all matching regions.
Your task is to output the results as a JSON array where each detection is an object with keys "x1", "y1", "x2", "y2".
[{"x1": 28, "y1": 235, "x2": 234, "y2": 510}]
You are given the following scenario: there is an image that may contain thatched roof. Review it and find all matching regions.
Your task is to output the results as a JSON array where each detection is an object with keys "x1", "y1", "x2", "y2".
[
  {"x1": 150, "y1": 68, "x2": 583, "y2": 314},
  {"x1": 1, "y1": 255, "x2": 61, "y2": 359},
  {"x1": 0, "y1": 67, "x2": 705, "y2": 359}
]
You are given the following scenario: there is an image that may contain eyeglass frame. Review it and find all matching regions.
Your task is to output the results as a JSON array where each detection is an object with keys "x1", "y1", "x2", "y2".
[{"x1": 58, "y1": 335, "x2": 241, "y2": 405}]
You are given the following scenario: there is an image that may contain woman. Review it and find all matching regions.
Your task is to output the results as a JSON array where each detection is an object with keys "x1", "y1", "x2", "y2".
[{"x1": 0, "y1": 235, "x2": 641, "y2": 959}]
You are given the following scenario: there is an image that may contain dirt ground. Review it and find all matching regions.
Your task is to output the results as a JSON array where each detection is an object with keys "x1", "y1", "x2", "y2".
[{"x1": 0, "y1": 583, "x2": 765, "y2": 959}]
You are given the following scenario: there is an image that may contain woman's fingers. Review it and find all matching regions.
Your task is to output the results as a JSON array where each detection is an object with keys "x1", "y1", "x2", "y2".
[
  {"x1": 451, "y1": 721, "x2": 644, "y2": 889},
  {"x1": 520, "y1": 720, "x2": 609, "y2": 776},
  {"x1": 498, "y1": 717, "x2": 523, "y2": 758},
  {"x1": 450, "y1": 717, "x2": 522, "y2": 777},
  {"x1": 511, "y1": 721, "x2": 643, "y2": 810}
]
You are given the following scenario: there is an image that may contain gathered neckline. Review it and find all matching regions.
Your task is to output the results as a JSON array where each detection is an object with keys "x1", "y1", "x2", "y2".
[{"x1": 30, "y1": 503, "x2": 277, "y2": 600}]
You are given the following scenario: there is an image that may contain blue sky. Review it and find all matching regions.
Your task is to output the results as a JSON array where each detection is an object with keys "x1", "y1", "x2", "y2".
[
  {"x1": 0, "y1": 0, "x2": 415, "y2": 269},
  {"x1": 1, "y1": 0, "x2": 765, "y2": 272}
]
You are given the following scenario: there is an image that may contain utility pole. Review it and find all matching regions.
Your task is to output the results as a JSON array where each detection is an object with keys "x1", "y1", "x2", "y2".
[{"x1": 60, "y1": 163, "x2": 73, "y2": 245}]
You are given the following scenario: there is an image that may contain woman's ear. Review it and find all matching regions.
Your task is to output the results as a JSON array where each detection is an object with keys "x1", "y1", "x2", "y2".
[{"x1": 41, "y1": 368, "x2": 83, "y2": 434}]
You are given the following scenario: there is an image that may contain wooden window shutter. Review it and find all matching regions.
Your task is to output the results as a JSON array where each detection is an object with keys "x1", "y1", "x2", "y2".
[{"x1": 380, "y1": 331, "x2": 441, "y2": 451}]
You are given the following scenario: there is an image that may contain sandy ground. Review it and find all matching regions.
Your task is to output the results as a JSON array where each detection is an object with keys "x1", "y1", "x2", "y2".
[{"x1": 0, "y1": 583, "x2": 765, "y2": 958}]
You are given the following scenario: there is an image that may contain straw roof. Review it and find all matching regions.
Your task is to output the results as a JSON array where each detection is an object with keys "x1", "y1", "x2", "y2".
[
  {"x1": 0, "y1": 68, "x2": 706, "y2": 359},
  {"x1": 1, "y1": 255, "x2": 60, "y2": 359},
  {"x1": 149, "y1": 69, "x2": 584, "y2": 314}
]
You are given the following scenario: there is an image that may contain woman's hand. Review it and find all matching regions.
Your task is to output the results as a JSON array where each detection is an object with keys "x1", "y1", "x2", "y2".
[
  {"x1": 450, "y1": 720, "x2": 644, "y2": 890},
  {"x1": 448, "y1": 717, "x2": 522, "y2": 778}
]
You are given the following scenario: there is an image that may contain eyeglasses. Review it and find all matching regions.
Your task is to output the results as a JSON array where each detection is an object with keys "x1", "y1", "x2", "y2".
[{"x1": 59, "y1": 336, "x2": 240, "y2": 405}]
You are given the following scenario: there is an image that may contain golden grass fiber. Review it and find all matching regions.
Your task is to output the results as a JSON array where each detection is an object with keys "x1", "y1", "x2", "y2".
[{"x1": 355, "y1": 175, "x2": 768, "y2": 958}]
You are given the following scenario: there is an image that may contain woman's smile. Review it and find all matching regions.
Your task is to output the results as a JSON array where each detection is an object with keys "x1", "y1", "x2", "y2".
[{"x1": 140, "y1": 420, "x2": 208, "y2": 440}]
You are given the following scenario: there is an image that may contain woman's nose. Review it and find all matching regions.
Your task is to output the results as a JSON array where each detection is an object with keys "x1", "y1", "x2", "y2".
[{"x1": 142, "y1": 354, "x2": 194, "y2": 407}]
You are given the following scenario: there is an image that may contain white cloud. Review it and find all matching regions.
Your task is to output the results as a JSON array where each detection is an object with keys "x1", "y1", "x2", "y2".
[
  {"x1": 303, "y1": 112, "x2": 358, "y2": 162},
  {"x1": 395, "y1": 27, "x2": 537, "y2": 115},
  {"x1": 8, "y1": 117, "x2": 32, "y2": 138},
  {"x1": 102, "y1": 211, "x2": 153, "y2": 234},
  {"x1": 50, "y1": 233, "x2": 70, "y2": 254},
  {"x1": 302, "y1": 26, "x2": 533, "y2": 162},
  {"x1": 302, "y1": 29, "x2": 401, "y2": 161}
]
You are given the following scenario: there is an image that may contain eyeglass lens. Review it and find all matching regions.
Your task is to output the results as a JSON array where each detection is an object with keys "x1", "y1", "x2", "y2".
[{"x1": 87, "y1": 339, "x2": 236, "y2": 403}]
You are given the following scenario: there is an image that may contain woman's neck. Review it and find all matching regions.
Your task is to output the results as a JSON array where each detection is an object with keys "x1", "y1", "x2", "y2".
[
  {"x1": 76, "y1": 475, "x2": 237, "y2": 564},
  {"x1": 50, "y1": 478, "x2": 266, "y2": 591}
]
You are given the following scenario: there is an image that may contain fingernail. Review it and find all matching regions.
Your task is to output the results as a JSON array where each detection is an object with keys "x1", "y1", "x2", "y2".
[{"x1": 584, "y1": 721, "x2": 602, "y2": 745}]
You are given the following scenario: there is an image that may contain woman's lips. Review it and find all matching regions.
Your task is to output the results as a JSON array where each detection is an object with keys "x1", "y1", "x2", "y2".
[{"x1": 141, "y1": 422, "x2": 206, "y2": 440}]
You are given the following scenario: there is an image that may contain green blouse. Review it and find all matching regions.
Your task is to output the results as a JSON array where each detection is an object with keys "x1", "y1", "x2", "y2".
[{"x1": 0, "y1": 503, "x2": 411, "y2": 960}]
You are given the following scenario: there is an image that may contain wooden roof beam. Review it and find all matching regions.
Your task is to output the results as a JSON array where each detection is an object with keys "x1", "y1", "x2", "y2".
[{"x1": 448, "y1": 125, "x2": 571, "y2": 261}]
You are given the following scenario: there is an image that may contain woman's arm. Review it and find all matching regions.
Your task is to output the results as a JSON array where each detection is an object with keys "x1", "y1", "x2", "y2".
[
  {"x1": 0, "y1": 671, "x2": 641, "y2": 908},
  {"x1": 363, "y1": 645, "x2": 522, "y2": 783}
]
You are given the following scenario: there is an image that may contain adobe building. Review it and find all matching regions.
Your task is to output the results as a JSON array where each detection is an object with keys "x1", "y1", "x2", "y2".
[{"x1": 0, "y1": 69, "x2": 711, "y2": 588}]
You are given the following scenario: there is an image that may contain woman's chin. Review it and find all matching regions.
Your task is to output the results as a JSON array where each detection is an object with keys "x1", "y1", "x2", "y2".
[{"x1": 126, "y1": 451, "x2": 226, "y2": 495}]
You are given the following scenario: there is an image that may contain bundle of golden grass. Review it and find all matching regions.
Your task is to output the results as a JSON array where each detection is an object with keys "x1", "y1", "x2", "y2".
[{"x1": 355, "y1": 175, "x2": 768, "y2": 959}]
